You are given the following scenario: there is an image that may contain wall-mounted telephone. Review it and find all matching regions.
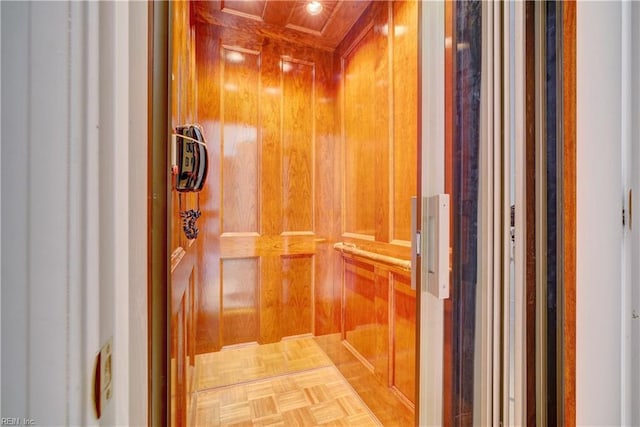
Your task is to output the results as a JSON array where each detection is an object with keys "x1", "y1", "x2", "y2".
[
  {"x1": 172, "y1": 124, "x2": 208, "y2": 240},
  {"x1": 174, "y1": 124, "x2": 208, "y2": 192}
]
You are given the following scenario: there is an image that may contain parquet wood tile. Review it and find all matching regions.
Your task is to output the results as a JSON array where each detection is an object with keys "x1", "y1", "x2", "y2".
[
  {"x1": 193, "y1": 336, "x2": 412, "y2": 426},
  {"x1": 194, "y1": 366, "x2": 381, "y2": 426},
  {"x1": 195, "y1": 337, "x2": 333, "y2": 390},
  {"x1": 313, "y1": 334, "x2": 415, "y2": 427}
]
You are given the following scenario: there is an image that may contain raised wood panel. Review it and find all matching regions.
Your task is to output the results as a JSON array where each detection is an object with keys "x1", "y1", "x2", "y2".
[
  {"x1": 392, "y1": 272, "x2": 416, "y2": 405},
  {"x1": 373, "y1": 266, "x2": 390, "y2": 385},
  {"x1": 195, "y1": 24, "x2": 223, "y2": 354},
  {"x1": 392, "y1": 0, "x2": 418, "y2": 243},
  {"x1": 221, "y1": 47, "x2": 261, "y2": 234},
  {"x1": 171, "y1": 296, "x2": 187, "y2": 427},
  {"x1": 342, "y1": 25, "x2": 377, "y2": 238},
  {"x1": 281, "y1": 255, "x2": 314, "y2": 337},
  {"x1": 343, "y1": 259, "x2": 376, "y2": 365},
  {"x1": 171, "y1": 265, "x2": 197, "y2": 427},
  {"x1": 282, "y1": 59, "x2": 315, "y2": 233},
  {"x1": 342, "y1": 257, "x2": 390, "y2": 384},
  {"x1": 259, "y1": 255, "x2": 314, "y2": 343},
  {"x1": 259, "y1": 256, "x2": 281, "y2": 343},
  {"x1": 259, "y1": 40, "x2": 284, "y2": 236},
  {"x1": 221, "y1": 258, "x2": 260, "y2": 346},
  {"x1": 371, "y1": 2, "x2": 391, "y2": 244},
  {"x1": 339, "y1": 1, "x2": 394, "y2": 243},
  {"x1": 313, "y1": 244, "x2": 340, "y2": 335}
]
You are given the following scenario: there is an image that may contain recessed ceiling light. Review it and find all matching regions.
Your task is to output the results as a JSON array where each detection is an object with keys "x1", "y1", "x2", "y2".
[
  {"x1": 226, "y1": 51, "x2": 245, "y2": 64},
  {"x1": 306, "y1": 1, "x2": 323, "y2": 16}
]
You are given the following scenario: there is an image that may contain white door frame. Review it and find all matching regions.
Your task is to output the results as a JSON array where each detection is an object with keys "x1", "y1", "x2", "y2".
[{"x1": 418, "y1": 2, "x2": 445, "y2": 425}]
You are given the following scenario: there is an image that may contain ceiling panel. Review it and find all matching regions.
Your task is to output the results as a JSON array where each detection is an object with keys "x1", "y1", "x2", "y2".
[
  {"x1": 221, "y1": 0, "x2": 267, "y2": 21},
  {"x1": 286, "y1": 1, "x2": 340, "y2": 34},
  {"x1": 194, "y1": 0, "x2": 372, "y2": 51}
]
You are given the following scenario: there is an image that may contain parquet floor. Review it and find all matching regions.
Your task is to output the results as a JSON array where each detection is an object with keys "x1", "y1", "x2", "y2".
[
  {"x1": 313, "y1": 334, "x2": 415, "y2": 427},
  {"x1": 195, "y1": 338, "x2": 334, "y2": 391},
  {"x1": 193, "y1": 337, "x2": 384, "y2": 426}
]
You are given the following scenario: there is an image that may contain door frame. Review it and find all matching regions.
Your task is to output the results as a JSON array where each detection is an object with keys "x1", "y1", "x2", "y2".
[
  {"x1": 148, "y1": 1, "x2": 171, "y2": 425},
  {"x1": 417, "y1": 2, "x2": 445, "y2": 425}
]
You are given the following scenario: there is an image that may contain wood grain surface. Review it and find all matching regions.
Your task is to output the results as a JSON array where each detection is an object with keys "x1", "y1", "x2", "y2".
[
  {"x1": 181, "y1": 5, "x2": 418, "y2": 427},
  {"x1": 562, "y1": 1, "x2": 576, "y2": 425}
]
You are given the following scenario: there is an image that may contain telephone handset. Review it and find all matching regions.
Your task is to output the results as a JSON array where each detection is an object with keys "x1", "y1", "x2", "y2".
[
  {"x1": 174, "y1": 124, "x2": 208, "y2": 192},
  {"x1": 173, "y1": 124, "x2": 209, "y2": 240}
]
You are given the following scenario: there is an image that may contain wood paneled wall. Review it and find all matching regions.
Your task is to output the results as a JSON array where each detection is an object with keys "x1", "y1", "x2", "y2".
[
  {"x1": 170, "y1": 2, "x2": 200, "y2": 426},
  {"x1": 186, "y1": 0, "x2": 418, "y2": 411},
  {"x1": 337, "y1": 0, "x2": 418, "y2": 248},
  {"x1": 334, "y1": 0, "x2": 418, "y2": 407},
  {"x1": 194, "y1": 17, "x2": 341, "y2": 352}
]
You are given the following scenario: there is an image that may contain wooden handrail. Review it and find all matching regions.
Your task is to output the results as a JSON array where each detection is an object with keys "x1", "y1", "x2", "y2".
[{"x1": 333, "y1": 242, "x2": 411, "y2": 272}]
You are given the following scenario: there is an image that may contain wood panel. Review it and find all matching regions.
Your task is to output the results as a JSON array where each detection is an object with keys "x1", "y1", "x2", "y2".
[
  {"x1": 282, "y1": 59, "x2": 315, "y2": 233},
  {"x1": 372, "y1": 266, "x2": 390, "y2": 385},
  {"x1": 221, "y1": 258, "x2": 260, "y2": 346},
  {"x1": 281, "y1": 255, "x2": 314, "y2": 337},
  {"x1": 221, "y1": 46, "x2": 261, "y2": 234},
  {"x1": 260, "y1": 256, "x2": 281, "y2": 344},
  {"x1": 171, "y1": 295, "x2": 187, "y2": 427},
  {"x1": 259, "y1": 39, "x2": 283, "y2": 237},
  {"x1": 334, "y1": 4, "x2": 417, "y2": 418},
  {"x1": 171, "y1": 265, "x2": 198, "y2": 427},
  {"x1": 338, "y1": 0, "x2": 417, "y2": 246},
  {"x1": 170, "y1": 2, "x2": 202, "y2": 425},
  {"x1": 314, "y1": 244, "x2": 340, "y2": 336},
  {"x1": 314, "y1": 38, "x2": 341, "y2": 337},
  {"x1": 195, "y1": 22, "x2": 340, "y2": 351},
  {"x1": 195, "y1": 23, "x2": 223, "y2": 355},
  {"x1": 562, "y1": 1, "x2": 576, "y2": 425},
  {"x1": 392, "y1": 0, "x2": 418, "y2": 243},
  {"x1": 343, "y1": 259, "x2": 377, "y2": 366},
  {"x1": 342, "y1": 24, "x2": 377, "y2": 238},
  {"x1": 392, "y1": 272, "x2": 416, "y2": 406},
  {"x1": 259, "y1": 255, "x2": 314, "y2": 343}
]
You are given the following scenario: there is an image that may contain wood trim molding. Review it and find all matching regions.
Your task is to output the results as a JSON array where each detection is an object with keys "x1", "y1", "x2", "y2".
[
  {"x1": 148, "y1": 0, "x2": 170, "y2": 425},
  {"x1": 561, "y1": 1, "x2": 576, "y2": 425}
]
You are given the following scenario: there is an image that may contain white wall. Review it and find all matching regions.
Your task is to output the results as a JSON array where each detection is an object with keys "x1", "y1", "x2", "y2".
[
  {"x1": 576, "y1": 2, "x2": 624, "y2": 425},
  {"x1": 1, "y1": 2, "x2": 147, "y2": 425},
  {"x1": 1, "y1": 2, "x2": 81, "y2": 423},
  {"x1": 128, "y1": 1, "x2": 149, "y2": 426},
  {"x1": 630, "y1": 2, "x2": 640, "y2": 425}
]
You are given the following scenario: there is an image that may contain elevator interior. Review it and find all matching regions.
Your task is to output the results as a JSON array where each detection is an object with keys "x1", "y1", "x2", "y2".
[{"x1": 168, "y1": 1, "x2": 419, "y2": 424}]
